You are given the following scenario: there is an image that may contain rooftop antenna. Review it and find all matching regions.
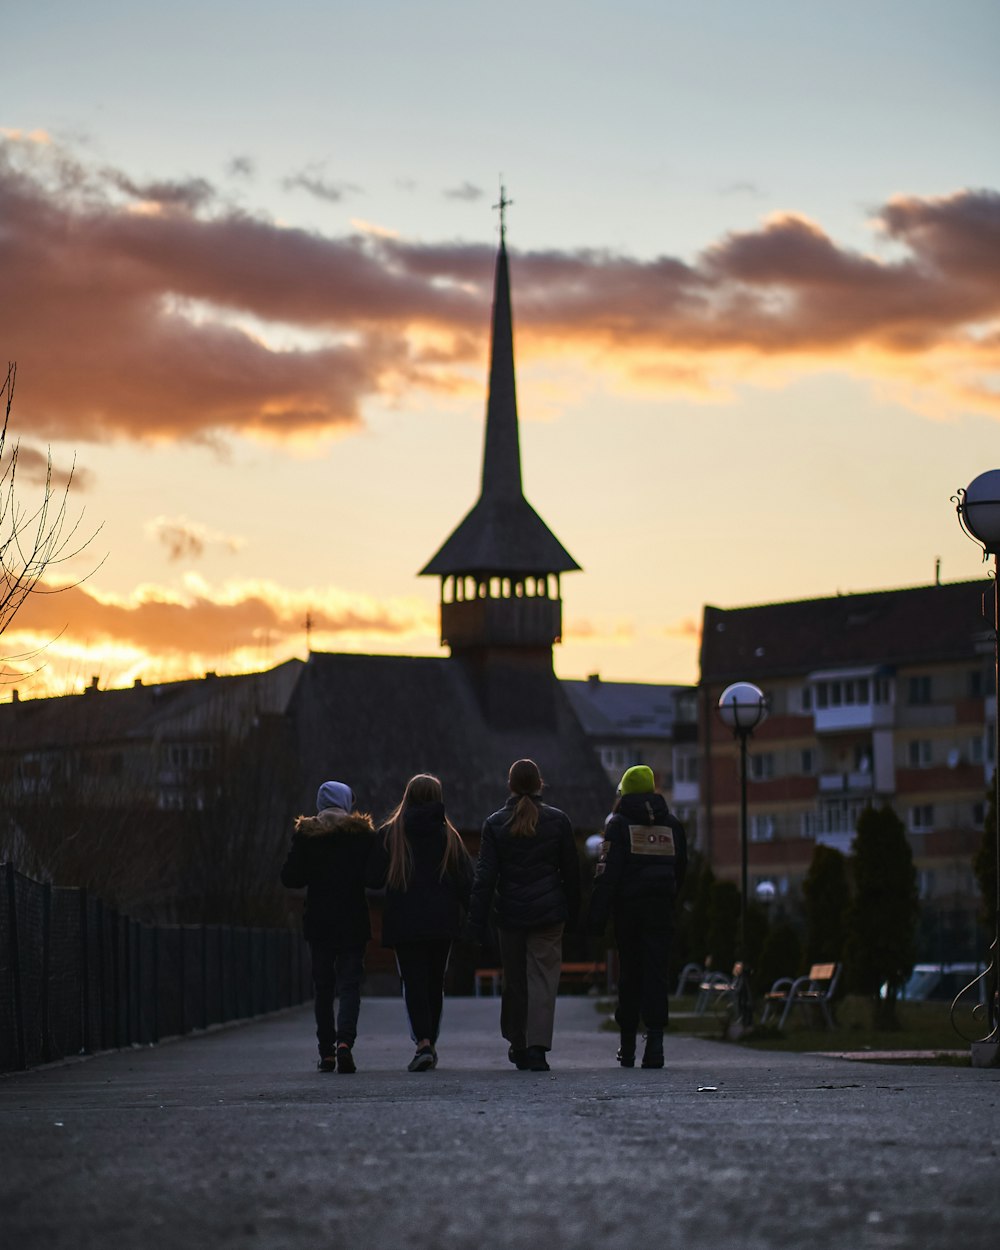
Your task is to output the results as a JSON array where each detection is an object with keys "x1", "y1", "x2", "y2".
[
  {"x1": 305, "y1": 611, "x2": 313, "y2": 654},
  {"x1": 493, "y1": 178, "x2": 513, "y2": 243}
]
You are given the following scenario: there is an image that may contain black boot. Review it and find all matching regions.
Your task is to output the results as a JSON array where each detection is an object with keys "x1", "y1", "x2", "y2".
[
  {"x1": 617, "y1": 1031, "x2": 636, "y2": 1068},
  {"x1": 641, "y1": 1029, "x2": 664, "y2": 1069}
]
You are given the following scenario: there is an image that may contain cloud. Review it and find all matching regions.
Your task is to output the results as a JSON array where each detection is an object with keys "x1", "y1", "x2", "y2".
[
  {"x1": 282, "y1": 167, "x2": 361, "y2": 204},
  {"x1": 2, "y1": 135, "x2": 998, "y2": 450},
  {"x1": 444, "y1": 181, "x2": 484, "y2": 202},
  {"x1": 227, "y1": 155, "x2": 255, "y2": 180},
  {"x1": 2, "y1": 441, "x2": 93, "y2": 492},
  {"x1": 4, "y1": 576, "x2": 436, "y2": 688},
  {"x1": 145, "y1": 516, "x2": 245, "y2": 562}
]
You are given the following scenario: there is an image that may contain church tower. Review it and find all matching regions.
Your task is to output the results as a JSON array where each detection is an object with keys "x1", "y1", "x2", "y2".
[{"x1": 420, "y1": 195, "x2": 580, "y2": 727}]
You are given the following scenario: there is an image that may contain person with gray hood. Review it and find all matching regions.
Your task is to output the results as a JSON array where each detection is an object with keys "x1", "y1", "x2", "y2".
[{"x1": 280, "y1": 781, "x2": 375, "y2": 1073}]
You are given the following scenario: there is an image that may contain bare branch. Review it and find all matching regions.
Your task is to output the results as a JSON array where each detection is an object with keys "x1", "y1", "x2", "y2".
[{"x1": 1, "y1": 362, "x2": 105, "y2": 673}]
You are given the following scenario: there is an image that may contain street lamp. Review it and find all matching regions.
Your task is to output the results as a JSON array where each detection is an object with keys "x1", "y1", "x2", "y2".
[
  {"x1": 955, "y1": 471, "x2": 1000, "y2": 1064},
  {"x1": 717, "y1": 681, "x2": 769, "y2": 1029}
]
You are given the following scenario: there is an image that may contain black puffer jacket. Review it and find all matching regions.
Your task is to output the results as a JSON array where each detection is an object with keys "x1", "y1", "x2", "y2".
[
  {"x1": 467, "y1": 796, "x2": 581, "y2": 937},
  {"x1": 588, "y1": 791, "x2": 688, "y2": 931},
  {"x1": 367, "y1": 801, "x2": 474, "y2": 947},
  {"x1": 280, "y1": 809, "x2": 375, "y2": 946}
]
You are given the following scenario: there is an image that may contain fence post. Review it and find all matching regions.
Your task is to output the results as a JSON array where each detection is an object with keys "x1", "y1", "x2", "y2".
[
  {"x1": 4, "y1": 864, "x2": 26, "y2": 1070},
  {"x1": 41, "y1": 881, "x2": 52, "y2": 1063},
  {"x1": 151, "y1": 925, "x2": 160, "y2": 1044},
  {"x1": 79, "y1": 889, "x2": 90, "y2": 1055}
]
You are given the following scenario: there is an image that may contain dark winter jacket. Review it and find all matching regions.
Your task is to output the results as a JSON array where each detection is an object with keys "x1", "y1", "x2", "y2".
[
  {"x1": 466, "y1": 796, "x2": 581, "y2": 938},
  {"x1": 279, "y1": 809, "x2": 375, "y2": 946},
  {"x1": 367, "y1": 801, "x2": 474, "y2": 948},
  {"x1": 587, "y1": 791, "x2": 688, "y2": 932}
]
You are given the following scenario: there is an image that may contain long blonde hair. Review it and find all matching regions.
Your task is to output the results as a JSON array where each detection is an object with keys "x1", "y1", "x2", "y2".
[
  {"x1": 507, "y1": 758, "x2": 542, "y2": 837},
  {"x1": 385, "y1": 773, "x2": 469, "y2": 890}
]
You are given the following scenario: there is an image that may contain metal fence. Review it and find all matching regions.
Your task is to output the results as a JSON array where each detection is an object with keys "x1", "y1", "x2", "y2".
[{"x1": 0, "y1": 862, "x2": 311, "y2": 1073}]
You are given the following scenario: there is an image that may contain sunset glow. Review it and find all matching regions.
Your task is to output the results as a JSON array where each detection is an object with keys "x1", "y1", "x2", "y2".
[{"x1": 4, "y1": 2, "x2": 999, "y2": 699}]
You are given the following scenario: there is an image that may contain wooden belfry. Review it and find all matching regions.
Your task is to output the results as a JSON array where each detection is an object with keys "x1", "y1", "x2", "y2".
[{"x1": 420, "y1": 190, "x2": 580, "y2": 727}]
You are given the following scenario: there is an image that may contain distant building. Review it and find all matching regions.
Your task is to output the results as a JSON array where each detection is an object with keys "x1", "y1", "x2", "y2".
[
  {"x1": 563, "y1": 675, "x2": 699, "y2": 835},
  {"x1": 698, "y1": 582, "x2": 991, "y2": 958}
]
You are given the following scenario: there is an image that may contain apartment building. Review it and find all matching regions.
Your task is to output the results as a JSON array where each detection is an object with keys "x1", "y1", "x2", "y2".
[{"x1": 698, "y1": 581, "x2": 991, "y2": 956}]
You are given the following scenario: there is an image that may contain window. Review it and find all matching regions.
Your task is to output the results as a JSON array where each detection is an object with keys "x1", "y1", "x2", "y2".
[
  {"x1": 972, "y1": 801, "x2": 985, "y2": 826},
  {"x1": 816, "y1": 683, "x2": 829, "y2": 709},
  {"x1": 907, "y1": 739, "x2": 932, "y2": 768},
  {"x1": 969, "y1": 669, "x2": 985, "y2": 698},
  {"x1": 675, "y1": 754, "x2": 698, "y2": 783},
  {"x1": 874, "y1": 676, "x2": 892, "y2": 705},
  {"x1": 750, "y1": 814, "x2": 775, "y2": 842},
  {"x1": 907, "y1": 675, "x2": 932, "y2": 705},
  {"x1": 749, "y1": 752, "x2": 775, "y2": 781},
  {"x1": 909, "y1": 804, "x2": 934, "y2": 832},
  {"x1": 800, "y1": 810, "x2": 816, "y2": 838},
  {"x1": 970, "y1": 736, "x2": 984, "y2": 765},
  {"x1": 801, "y1": 748, "x2": 815, "y2": 774},
  {"x1": 801, "y1": 686, "x2": 813, "y2": 712}
]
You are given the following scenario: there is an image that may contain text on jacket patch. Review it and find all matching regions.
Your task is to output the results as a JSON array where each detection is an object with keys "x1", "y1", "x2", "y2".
[{"x1": 628, "y1": 826, "x2": 676, "y2": 857}]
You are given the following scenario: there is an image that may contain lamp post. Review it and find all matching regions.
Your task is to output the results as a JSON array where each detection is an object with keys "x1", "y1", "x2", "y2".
[
  {"x1": 955, "y1": 471, "x2": 1000, "y2": 1064},
  {"x1": 717, "y1": 681, "x2": 769, "y2": 1029}
]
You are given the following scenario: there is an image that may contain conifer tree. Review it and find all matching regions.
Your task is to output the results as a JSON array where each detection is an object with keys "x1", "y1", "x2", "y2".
[
  {"x1": 802, "y1": 843, "x2": 851, "y2": 969},
  {"x1": 845, "y1": 803, "x2": 919, "y2": 1029}
]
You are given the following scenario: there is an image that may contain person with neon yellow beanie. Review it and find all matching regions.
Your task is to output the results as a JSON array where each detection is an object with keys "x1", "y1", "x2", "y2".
[{"x1": 587, "y1": 764, "x2": 688, "y2": 1068}]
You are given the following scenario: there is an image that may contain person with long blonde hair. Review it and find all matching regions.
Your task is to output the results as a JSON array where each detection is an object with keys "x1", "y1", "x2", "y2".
[
  {"x1": 368, "y1": 774, "x2": 473, "y2": 1071},
  {"x1": 466, "y1": 759, "x2": 580, "y2": 1072}
]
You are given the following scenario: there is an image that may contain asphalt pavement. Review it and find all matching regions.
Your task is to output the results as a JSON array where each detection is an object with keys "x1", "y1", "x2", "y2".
[{"x1": 2, "y1": 995, "x2": 998, "y2": 1250}]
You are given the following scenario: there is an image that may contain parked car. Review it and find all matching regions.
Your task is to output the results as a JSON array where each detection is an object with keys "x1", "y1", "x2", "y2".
[{"x1": 887, "y1": 963, "x2": 986, "y2": 1004}]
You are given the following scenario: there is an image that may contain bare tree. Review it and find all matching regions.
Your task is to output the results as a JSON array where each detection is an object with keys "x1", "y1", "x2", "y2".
[{"x1": 1, "y1": 362, "x2": 102, "y2": 671}]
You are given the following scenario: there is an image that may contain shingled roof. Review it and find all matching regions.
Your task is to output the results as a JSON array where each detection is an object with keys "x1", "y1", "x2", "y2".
[
  {"x1": 420, "y1": 240, "x2": 580, "y2": 578},
  {"x1": 0, "y1": 661, "x2": 304, "y2": 752},
  {"x1": 291, "y1": 652, "x2": 613, "y2": 831},
  {"x1": 700, "y1": 580, "x2": 991, "y2": 684}
]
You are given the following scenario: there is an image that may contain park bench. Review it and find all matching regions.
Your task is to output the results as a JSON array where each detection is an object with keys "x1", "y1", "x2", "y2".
[
  {"x1": 759, "y1": 962, "x2": 841, "y2": 1030},
  {"x1": 694, "y1": 962, "x2": 743, "y2": 1015},
  {"x1": 674, "y1": 961, "x2": 704, "y2": 997},
  {"x1": 473, "y1": 961, "x2": 608, "y2": 997}
]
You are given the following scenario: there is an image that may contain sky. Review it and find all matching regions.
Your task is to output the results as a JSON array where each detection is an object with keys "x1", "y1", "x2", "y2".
[{"x1": 3, "y1": 0, "x2": 1000, "y2": 698}]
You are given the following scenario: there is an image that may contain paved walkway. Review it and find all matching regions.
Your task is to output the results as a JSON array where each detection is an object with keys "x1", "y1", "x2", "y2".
[{"x1": 2, "y1": 996, "x2": 999, "y2": 1250}]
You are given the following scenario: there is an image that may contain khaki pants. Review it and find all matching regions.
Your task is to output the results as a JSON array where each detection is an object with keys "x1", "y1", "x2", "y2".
[{"x1": 498, "y1": 923, "x2": 564, "y2": 1051}]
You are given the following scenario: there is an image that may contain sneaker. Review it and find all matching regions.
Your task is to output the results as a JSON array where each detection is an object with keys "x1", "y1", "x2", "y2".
[
  {"x1": 523, "y1": 1045, "x2": 550, "y2": 1072},
  {"x1": 641, "y1": 1030, "x2": 664, "y2": 1069},
  {"x1": 617, "y1": 1032, "x2": 636, "y2": 1068},
  {"x1": 430, "y1": 1046, "x2": 439, "y2": 1069},
  {"x1": 336, "y1": 1043, "x2": 356, "y2": 1074},
  {"x1": 407, "y1": 1045, "x2": 435, "y2": 1073},
  {"x1": 317, "y1": 1056, "x2": 337, "y2": 1072}
]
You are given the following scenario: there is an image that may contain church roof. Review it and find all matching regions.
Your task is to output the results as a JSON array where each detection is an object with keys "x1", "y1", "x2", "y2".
[
  {"x1": 291, "y1": 651, "x2": 612, "y2": 830},
  {"x1": 420, "y1": 240, "x2": 580, "y2": 578}
]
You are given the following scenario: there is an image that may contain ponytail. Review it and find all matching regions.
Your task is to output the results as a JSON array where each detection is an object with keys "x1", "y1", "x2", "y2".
[{"x1": 506, "y1": 758, "x2": 543, "y2": 837}]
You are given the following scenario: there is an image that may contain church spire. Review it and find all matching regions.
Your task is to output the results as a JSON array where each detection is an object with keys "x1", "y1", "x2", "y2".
[{"x1": 420, "y1": 201, "x2": 579, "y2": 579}]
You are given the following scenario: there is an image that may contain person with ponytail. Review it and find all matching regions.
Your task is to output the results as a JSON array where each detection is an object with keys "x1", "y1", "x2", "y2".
[
  {"x1": 466, "y1": 759, "x2": 581, "y2": 1072},
  {"x1": 368, "y1": 774, "x2": 473, "y2": 1072}
]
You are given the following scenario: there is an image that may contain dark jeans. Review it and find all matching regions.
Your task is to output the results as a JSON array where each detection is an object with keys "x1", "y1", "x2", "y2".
[
  {"x1": 309, "y1": 941, "x2": 365, "y2": 1055},
  {"x1": 613, "y1": 897, "x2": 673, "y2": 1033},
  {"x1": 394, "y1": 938, "x2": 452, "y2": 1044}
]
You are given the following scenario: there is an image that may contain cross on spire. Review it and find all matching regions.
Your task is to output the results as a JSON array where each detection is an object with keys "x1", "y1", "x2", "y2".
[{"x1": 493, "y1": 179, "x2": 513, "y2": 243}]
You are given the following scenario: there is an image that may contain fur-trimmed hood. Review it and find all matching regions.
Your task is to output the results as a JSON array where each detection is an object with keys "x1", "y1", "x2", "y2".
[{"x1": 295, "y1": 809, "x2": 375, "y2": 838}]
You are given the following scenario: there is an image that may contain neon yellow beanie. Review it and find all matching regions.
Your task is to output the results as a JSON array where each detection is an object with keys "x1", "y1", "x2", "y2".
[{"x1": 618, "y1": 765, "x2": 655, "y2": 795}]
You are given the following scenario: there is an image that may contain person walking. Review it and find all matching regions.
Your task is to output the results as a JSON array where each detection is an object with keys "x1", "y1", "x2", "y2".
[
  {"x1": 280, "y1": 781, "x2": 375, "y2": 1073},
  {"x1": 587, "y1": 765, "x2": 688, "y2": 1069},
  {"x1": 368, "y1": 774, "x2": 474, "y2": 1072},
  {"x1": 466, "y1": 759, "x2": 581, "y2": 1072}
]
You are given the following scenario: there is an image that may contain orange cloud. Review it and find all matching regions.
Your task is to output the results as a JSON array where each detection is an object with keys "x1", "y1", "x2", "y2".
[
  {"x1": 2, "y1": 135, "x2": 998, "y2": 446},
  {"x1": 2, "y1": 578, "x2": 436, "y2": 698}
]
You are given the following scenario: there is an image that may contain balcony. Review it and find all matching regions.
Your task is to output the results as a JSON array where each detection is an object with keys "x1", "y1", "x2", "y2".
[{"x1": 817, "y1": 771, "x2": 873, "y2": 794}]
